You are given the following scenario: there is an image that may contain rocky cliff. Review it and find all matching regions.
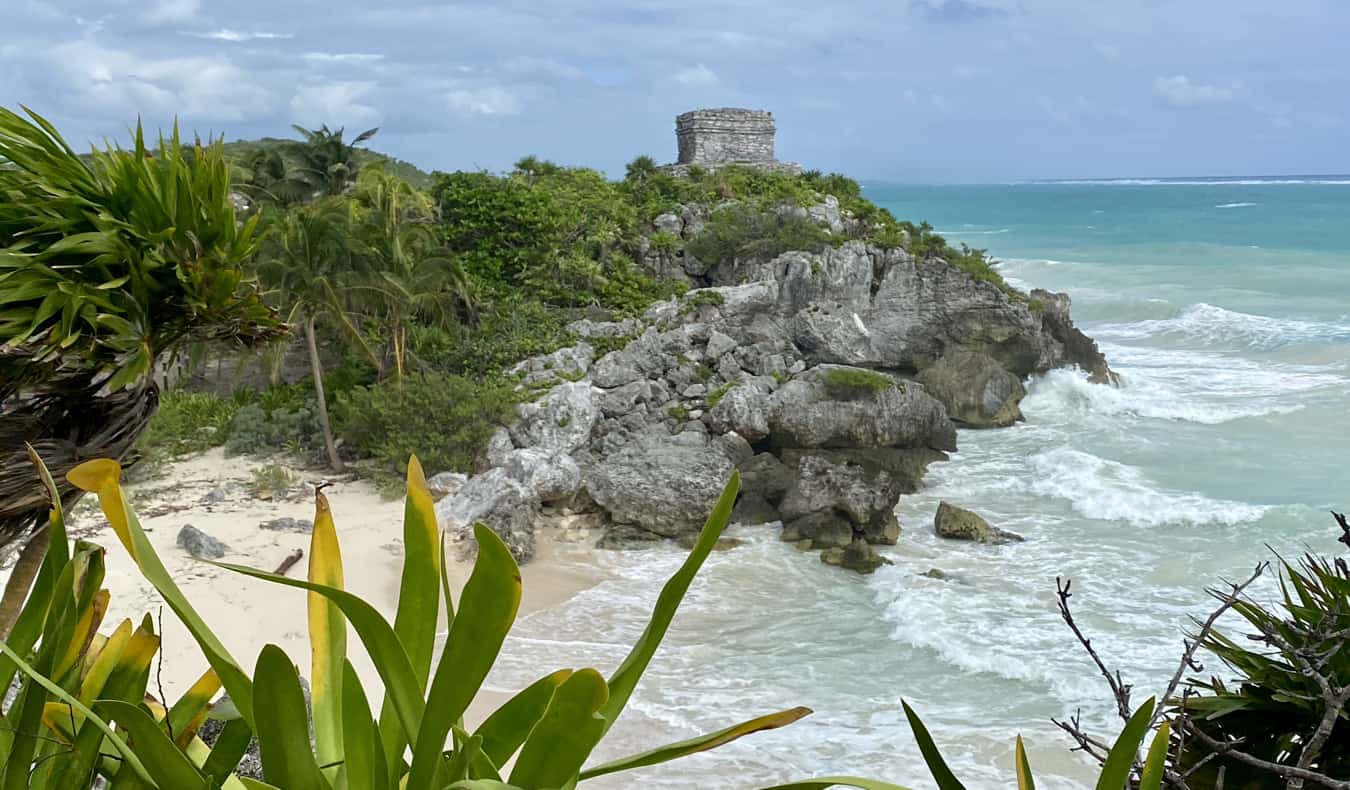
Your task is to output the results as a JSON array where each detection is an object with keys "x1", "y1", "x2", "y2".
[{"x1": 435, "y1": 196, "x2": 1115, "y2": 572}]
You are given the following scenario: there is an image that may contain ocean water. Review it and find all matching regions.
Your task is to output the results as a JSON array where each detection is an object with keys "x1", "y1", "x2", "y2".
[{"x1": 482, "y1": 177, "x2": 1350, "y2": 788}]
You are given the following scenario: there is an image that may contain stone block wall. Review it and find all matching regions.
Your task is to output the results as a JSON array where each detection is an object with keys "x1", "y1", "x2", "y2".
[{"x1": 676, "y1": 108, "x2": 776, "y2": 165}]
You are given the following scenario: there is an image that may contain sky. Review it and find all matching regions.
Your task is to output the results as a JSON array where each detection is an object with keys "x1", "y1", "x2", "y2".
[{"x1": 4, "y1": 0, "x2": 1349, "y2": 182}]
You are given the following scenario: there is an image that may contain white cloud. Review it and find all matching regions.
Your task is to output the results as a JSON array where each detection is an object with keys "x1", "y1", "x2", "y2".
[
  {"x1": 143, "y1": 0, "x2": 201, "y2": 24},
  {"x1": 503, "y1": 56, "x2": 582, "y2": 80},
  {"x1": 49, "y1": 41, "x2": 273, "y2": 122},
  {"x1": 290, "y1": 81, "x2": 381, "y2": 125},
  {"x1": 1153, "y1": 75, "x2": 1242, "y2": 107},
  {"x1": 302, "y1": 52, "x2": 385, "y2": 64},
  {"x1": 185, "y1": 29, "x2": 293, "y2": 42},
  {"x1": 673, "y1": 63, "x2": 719, "y2": 86},
  {"x1": 447, "y1": 85, "x2": 522, "y2": 117}
]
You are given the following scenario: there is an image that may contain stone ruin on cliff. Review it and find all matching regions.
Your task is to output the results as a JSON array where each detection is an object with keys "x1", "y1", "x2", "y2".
[{"x1": 667, "y1": 108, "x2": 801, "y2": 175}]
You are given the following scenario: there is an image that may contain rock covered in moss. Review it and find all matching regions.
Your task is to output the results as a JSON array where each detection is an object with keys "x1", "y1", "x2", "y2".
[
  {"x1": 917, "y1": 349, "x2": 1026, "y2": 428},
  {"x1": 820, "y1": 538, "x2": 891, "y2": 574},
  {"x1": 933, "y1": 501, "x2": 1024, "y2": 544}
]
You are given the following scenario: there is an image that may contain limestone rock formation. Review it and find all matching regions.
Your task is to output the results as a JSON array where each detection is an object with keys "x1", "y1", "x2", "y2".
[
  {"x1": 436, "y1": 468, "x2": 539, "y2": 562},
  {"x1": 933, "y1": 501, "x2": 1025, "y2": 545},
  {"x1": 768, "y1": 365, "x2": 956, "y2": 451},
  {"x1": 917, "y1": 350, "x2": 1027, "y2": 428},
  {"x1": 177, "y1": 525, "x2": 227, "y2": 559},
  {"x1": 585, "y1": 433, "x2": 737, "y2": 541}
]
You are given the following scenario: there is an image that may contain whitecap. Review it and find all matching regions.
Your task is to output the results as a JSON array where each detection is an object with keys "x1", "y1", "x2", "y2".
[
  {"x1": 1215, "y1": 202, "x2": 1259, "y2": 208},
  {"x1": 939, "y1": 227, "x2": 1011, "y2": 235},
  {"x1": 1092, "y1": 302, "x2": 1350, "y2": 350},
  {"x1": 1025, "y1": 447, "x2": 1268, "y2": 527}
]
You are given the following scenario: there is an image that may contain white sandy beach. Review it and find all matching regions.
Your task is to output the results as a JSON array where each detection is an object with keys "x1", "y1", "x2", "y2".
[{"x1": 2, "y1": 448, "x2": 606, "y2": 727}]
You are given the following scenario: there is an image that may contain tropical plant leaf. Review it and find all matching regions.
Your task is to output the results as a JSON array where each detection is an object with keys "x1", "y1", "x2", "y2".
[
  {"x1": 407, "y1": 523, "x2": 521, "y2": 789},
  {"x1": 340, "y1": 660, "x2": 388, "y2": 790},
  {"x1": 1096, "y1": 698, "x2": 1155, "y2": 790},
  {"x1": 253, "y1": 644, "x2": 329, "y2": 790},
  {"x1": 758, "y1": 778, "x2": 915, "y2": 790},
  {"x1": 97, "y1": 699, "x2": 210, "y2": 789},
  {"x1": 580, "y1": 706, "x2": 812, "y2": 781},
  {"x1": 307, "y1": 488, "x2": 346, "y2": 781},
  {"x1": 901, "y1": 700, "x2": 966, "y2": 790},
  {"x1": 508, "y1": 668, "x2": 609, "y2": 788},
  {"x1": 474, "y1": 669, "x2": 572, "y2": 768},
  {"x1": 1138, "y1": 722, "x2": 1170, "y2": 790},
  {"x1": 1014, "y1": 735, "x2": 1035, "y2": 790}
]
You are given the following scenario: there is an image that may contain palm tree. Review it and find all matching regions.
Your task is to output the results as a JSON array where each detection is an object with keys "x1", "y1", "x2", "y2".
[
  {"x1": 285, "y1": 124, "x2": 379, "y2": 199},
  {"x1": 255, "y1": 200, "x2": 370, "y2": 472},
  {"x1": 624, "y1": 154, "x2": 659, "y2": 183},
  {"x1": 351, "y1": 168, "x2": 475, "y2": 377},
  {"x1": 0, "y1": 108, "x2": 284, "y2": 628}
]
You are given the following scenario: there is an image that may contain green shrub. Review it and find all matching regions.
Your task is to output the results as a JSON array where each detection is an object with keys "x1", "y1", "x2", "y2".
[
  {"x1": 666, "y1": 404, "x2": 689, "y2": 420},
  {"x1": 820, "y1": 368, "x2": 894, "y2": 399},
  {"x1": 247, "y1": 463, "x2": 296, "y2": 500},
  {"x1": 410, "y1": 301, "x2": 574, "y2": 378},
  {"x1": 225, "y1": 400, "x2": 317, "y2": 457},
  {"x1": 137, "y1": 391, "x2": 240, "y2": 458},
  {"x1": 334, "y1": 372, "x2": 520, "y2": 476},
  {"x1": 706, "y1": 382, "x2": 736, "y2": 408},
  {"x1": 686, "y1": 204, "x2": 833, "y2": 269},
  {"x1": 683, "y1": 289, "x2": 726, "y2": 310}
]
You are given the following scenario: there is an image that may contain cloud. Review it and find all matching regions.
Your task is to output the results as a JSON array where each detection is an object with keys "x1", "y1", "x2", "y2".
[
  {"x1": 143, "y1": 0, "x2": 201, "y2": 24},
  {"x1": 184, "y1": 29, "x2": 293, "y2": 42},
  {"x1": 290, "y1": 81, "x2": 381, "y2": 125},
  {"x1": 48, "y1": 40, "x2": 273, "y2": 122},
  {"x1": 912, "y1": 0, "x2": 1006, "y2": 23},
  {"x1": 1153, "y1": 75, "x2": 1242, "y2": 107},
  {"x1": 673, "y1": 64, "x2": 719, "y2": 87},
  {"x1": 302, "y1": 52, "x2": 385, "y2": 64},
  {"x1": 503, "y1": 56, "x2": 583, "y2": 80},
  {"x1": 446, "y1": 85, "x2": 522, "y2": 117}
]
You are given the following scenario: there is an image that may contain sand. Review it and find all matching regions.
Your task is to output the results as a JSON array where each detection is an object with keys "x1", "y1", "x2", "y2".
[{"x1": 8, "y1": 448, "x2": 605, "y2": 725}]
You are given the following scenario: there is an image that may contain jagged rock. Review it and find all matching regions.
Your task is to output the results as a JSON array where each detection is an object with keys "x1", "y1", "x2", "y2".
[
  {"x1": 779, "y1": 453, "x2": 902, "y2": 545},
  {"x1": 715, "y1": 431, "x2": 754, "y2": 466},
  {"x1": 200, "y1": 486, "x2": 227, "y2": 505},
  {"x1": 715, "y1": 353, "x2": 743, "y2": 382},
  {"x1": 922, "y1": 568, "x2": 954, "y2": 581},
  {"x1": 502, "y1": 448, "x2": 582, "y2": 504},
  {"x1": 595, "y1": 523, "x2": 664, "y2": 550},
  {"x1": 781, "y1": 511, "x2": 852, "y2": 548},
  {"x1": 511, "y1": 382, "x2": 599, "y2": 455},
  {"x1": 437, "y1": 469, "x2": 538, "y2": 562},
  {"x1": 933, "y1": 501, "x2": 1024, "y2": 544},
  {"x1": 820, "y1": 538, "x2": 891, "y2": 574},
  {"x1": 599, "y1": 380, "x2": 651, "y2": 417},
  {"x1": 427, "y1": 472, "x2": 468, "y2": 500},
  {"x1": 653, "y1": 212, "x2": 683, "y2": 235},
  {"x1": 682, "y1": 383, "x2": 706, "y2": 398},
  {"x1": 585, "y1": 433, "x2": 737, "y2": 540},
  {"x1": 768, "y1": 365, "x2": 956, "y2": 451},
  {"x1": 508, "y1": 342, "x2": 594, "y2": 381},
  {"x1": 738, "y1": 452, "x2": 794, "y2": 506},
  {"x1": 731, "y1": 492, "x2": 781, "y2": 525},
  {"x1": 177, "y1": 525, "x2": 227, "y2": 559},
  {"x1": 779, "y1": 447, "x2": 945, "y2": 496},
  {"x1": 484, "y1": 427, "x2": 515, "y2": 469},
  {"x1": 705, "y1": 382, "x2": 771, "y2": 442},
  {"x1": 917, "y1": 350, "x2": 1026, "y2": 428},
  {"x1": 567, "y1": 317, "x2": 641, "y2": 340},
  {"x1": 1031, "y1": 289, "x2": 1118, "y2": 384},
  {"x1": 260, "y1": 517, "x2": 312, "y2": 533},
  {"x1": 705, "y1": 330, "x2": 738, "y2": 360}
]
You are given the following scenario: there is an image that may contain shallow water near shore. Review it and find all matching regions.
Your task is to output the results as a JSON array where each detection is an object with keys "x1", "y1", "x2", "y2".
[{"x1": 483, "y1": 178, "x2": 1350, "y2": 788}]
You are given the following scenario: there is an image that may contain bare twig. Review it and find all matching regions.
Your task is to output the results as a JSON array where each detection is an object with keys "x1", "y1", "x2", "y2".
[{"x1": 1056, "y1": 576, "x2": 1133, "y2": 722}]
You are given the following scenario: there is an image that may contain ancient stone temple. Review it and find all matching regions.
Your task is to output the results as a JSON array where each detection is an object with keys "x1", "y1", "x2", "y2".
[{"x1": 668, "y1": 108, "x2": 800, "y2": 174}]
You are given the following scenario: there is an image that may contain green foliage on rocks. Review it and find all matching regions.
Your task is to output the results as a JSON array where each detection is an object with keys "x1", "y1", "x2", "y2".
[
  {"x1": 820, "y1": 368, "x2": 895, "y2": 398},
  {"x1": 137, "y1": 391, "x2": 244, "y2": 459},
  {"x1": 687, "y1": 204, "x2": 833, "y2": 268}
]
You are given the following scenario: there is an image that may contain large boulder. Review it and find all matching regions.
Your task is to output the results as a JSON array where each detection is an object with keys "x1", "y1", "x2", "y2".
[
  {"x1": 508, "y1": 342, "x2": 594, "y2": 383},
  {"x1": 705, "y1": 382, "x2": 772, "y2": 442},
  {"x1": 933, "y1": 501, "x2": 1024, "y2": 545},
  {"x1": 778, "y1": 453, "x2": 901, "y2": 545},
  {"x1": 585, "y1": 433, "x2": 737, "y2": 541},
  {"x1": 738, "y1": 452, "x2": 794, "y2": 506},
  {"x1": 1031, "y1": 289, "x2": 1118, "y2": 385},
  {"x1": 779, "y1": 447, "x2": 945, "y2": 496},
  {"x1": 820, "y1": 537, "x2": 891, "y2": 575},
  {"x1": 781, "y1": 510, "x2": 853, "y2": 549},
  {"x1": 768, "y1": 365, "x2": 956, "y2": 451},
  {"x1": 501, "y1": 448, "x2": 582, "y2": 504},
  {"x1": 917, "y1": 350, "x2": 1026, "y2": 428},
  {"x1": 437, "y1": 469, "x2": 539, "y2": 562},
  {"x1": 177, "y1": 525, "x2": 228, "y2": 559},
  {"x1": 510, "y1": 382, "x2": 599, "y2": 455},
  {"x1": 427, "y1": 472, "x2": 468, "y2": 501}
]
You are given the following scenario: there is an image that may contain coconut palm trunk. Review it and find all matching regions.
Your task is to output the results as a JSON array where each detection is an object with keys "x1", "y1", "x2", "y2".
[{"x1": 305, "y1": 315, "x2": 346, "y2": 473}]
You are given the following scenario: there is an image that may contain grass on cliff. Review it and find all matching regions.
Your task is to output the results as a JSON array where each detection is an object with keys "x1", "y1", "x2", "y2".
[{"x1": 820, "y1": 368, "x2": 895, "y2": 399}]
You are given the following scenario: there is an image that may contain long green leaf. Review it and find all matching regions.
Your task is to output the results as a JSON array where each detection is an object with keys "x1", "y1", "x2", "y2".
[
  {"x1": 473, "y1": 669, "x2": 572, "y2": 768},
  {"x1": 97, "y1": 700, "x2": 210, "y2": 789},
  {"x1": 1014, "y1": 735, "x2": 1035, "y2": 790},
  {"x1": 68, "y1": 460, "x2": 254, "y2": 723},
  {"x1": 307, "y1": 489, "x2": 346, "y2": 782},
  {"x1": 341, "y1": 660, "x2": 388, "y2": 790},
  {"x1": 901, "y1": 700, "x2": 966, "y2": 790},
  {"x1": 201, "y1": 717, "x2": 255, "y2": 787},
  {"x1": 595, "y1": 472, "x2": 739, "y2": 743},
  {"x1": 508, "y1": 668, "x2": 608, "y2": 788},
  {"x1": 580, "y1": 706, "x2": 812, "y2": 781},
  {"x1": 0, "y1": 640, "x2": 158, "y2": 788},
  {"x1": 1095, "y1": 698, "x2": 1156, "y2": 790},
  {"x1": 213, "y1": 562, "x2": 424, "y2": 746},
  {"x1": 253, "y1": 644, "x2": 329, "y2": 790},
  {"x1": 407, "y1": 524, "x2": 521, "y2": 789},
  {"x1": 1138, "y1": 721, "x2": 1171, "y2": 790}
]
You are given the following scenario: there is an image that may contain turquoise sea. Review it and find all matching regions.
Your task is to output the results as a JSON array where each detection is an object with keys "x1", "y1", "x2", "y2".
[{"x1": 485, "y1": 177, "x2": 1350, "y2": 788}]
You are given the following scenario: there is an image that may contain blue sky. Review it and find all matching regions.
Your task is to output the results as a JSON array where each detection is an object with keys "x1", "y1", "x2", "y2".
[{"x1": 4, "y1": 0, "x2": 1348, "y2": 182}]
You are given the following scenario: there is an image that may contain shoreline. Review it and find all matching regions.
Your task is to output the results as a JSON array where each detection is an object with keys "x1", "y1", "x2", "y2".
[{"x1": 6, "y1": 448, "x2": 605, "y2": 719}]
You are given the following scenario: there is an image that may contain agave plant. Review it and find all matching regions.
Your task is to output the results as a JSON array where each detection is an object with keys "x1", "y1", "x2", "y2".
[{"x1": 0, "y1": 107, "x2": 285, "y2": 598}]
